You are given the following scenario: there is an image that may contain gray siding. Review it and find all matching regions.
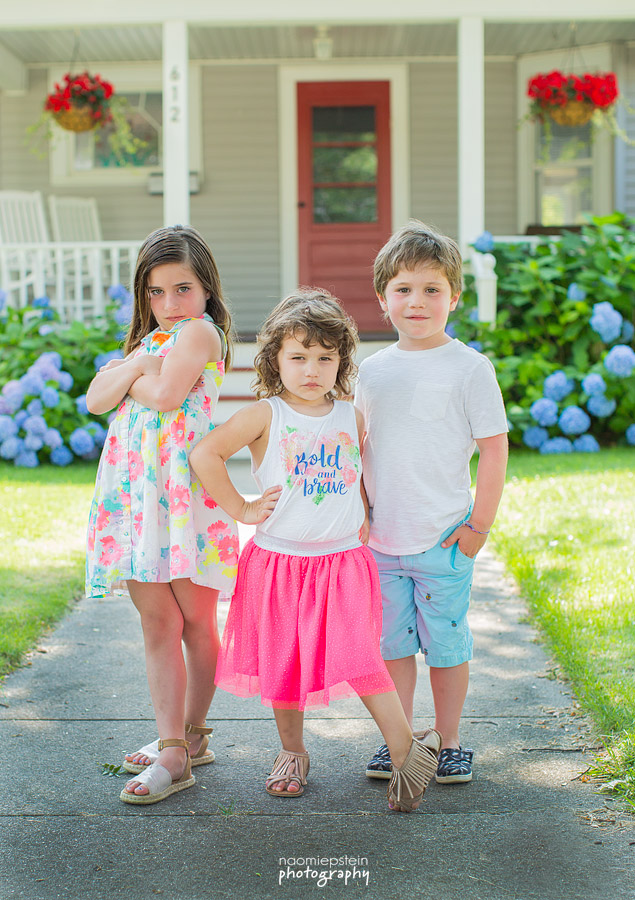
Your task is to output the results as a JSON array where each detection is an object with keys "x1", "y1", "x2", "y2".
[
  {"x1": 410, "y1": 62, "x2": 458, "y2": 239},
  {"x1": 193, "y1": 65, "x2": 280, "y2": 334},
  {"x1": 485, "y1": 61, "x2": 517, "y2": 234}
]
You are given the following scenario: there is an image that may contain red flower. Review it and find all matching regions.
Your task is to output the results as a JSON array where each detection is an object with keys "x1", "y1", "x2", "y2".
[{"x1": 526, "y1": 69, "x2": 619, "y2": 117}]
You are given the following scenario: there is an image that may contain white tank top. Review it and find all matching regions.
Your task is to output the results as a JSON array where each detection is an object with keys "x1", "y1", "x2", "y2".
[{"x1": 252, "y1": 396, "x2": 364, "y2": 556}]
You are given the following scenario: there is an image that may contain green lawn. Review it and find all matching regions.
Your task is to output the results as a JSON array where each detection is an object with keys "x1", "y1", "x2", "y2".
[
  {"x1": 488, "y1": 448, "x2": 635, "y2": 807},
  {"x1": 0, "y1": 461, "x2": 97, "y2": 673}
]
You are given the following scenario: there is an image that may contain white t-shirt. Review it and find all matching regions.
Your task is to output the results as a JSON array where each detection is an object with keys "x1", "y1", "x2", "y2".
[{"x1": 355, "y1": 340, "x2": 508, "y2": 555}]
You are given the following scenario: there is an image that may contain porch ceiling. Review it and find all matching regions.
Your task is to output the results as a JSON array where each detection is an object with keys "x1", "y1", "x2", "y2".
[{"x1": 2, "y1": 20, "x2": 635, "y2": 65}]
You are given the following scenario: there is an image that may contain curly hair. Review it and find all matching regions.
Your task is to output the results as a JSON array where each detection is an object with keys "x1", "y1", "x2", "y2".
[
  {"x1": 253, "y1": 288, "x2": 359, "y2": 400},
  {"x1": 124, "y1": 225, "x2": 233, "y2": 368},
  {"x1": 374, "y1": 219, "x2": 463, "y2": 299}
]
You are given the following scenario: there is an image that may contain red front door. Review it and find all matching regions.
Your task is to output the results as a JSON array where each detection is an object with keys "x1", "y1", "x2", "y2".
[{"x1": 297, "y1": 81, "x2": 392, "y2": 334}]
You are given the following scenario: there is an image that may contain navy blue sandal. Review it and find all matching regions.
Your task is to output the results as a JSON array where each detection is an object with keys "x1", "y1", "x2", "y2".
[{"x1": 435, "y1": 747, "x2": 474, "y2": 783}]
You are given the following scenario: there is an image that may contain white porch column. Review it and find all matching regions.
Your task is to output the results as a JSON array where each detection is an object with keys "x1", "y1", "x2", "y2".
[
  {"x1": 457, "y1": 16, "x2": 485, "y2": 253},
  {"x1": 162, "y1": 20, "x2": 190, "y2": 226}
]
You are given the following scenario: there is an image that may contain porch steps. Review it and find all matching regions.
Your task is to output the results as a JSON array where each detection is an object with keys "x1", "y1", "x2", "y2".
[{"x1": 217, "y1": 340, "x2": 391, "y2": 460}]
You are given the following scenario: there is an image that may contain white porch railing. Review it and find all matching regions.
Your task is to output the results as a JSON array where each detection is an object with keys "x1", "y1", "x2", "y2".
[{"x1": 0, "y1": 241, "x2": 142, "y2": 323}]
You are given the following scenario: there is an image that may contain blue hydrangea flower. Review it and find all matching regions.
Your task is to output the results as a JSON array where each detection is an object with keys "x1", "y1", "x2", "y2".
[
  {"x1": 0, "y1": 436, "x2": 23, "y2": 460},
  {"x1": 44, "y1": 428, "x2": 63, "y2": 449},
  {"x1": 573, "y1": 434, "x2": 600, "y2": 453},
  {"x1": 50, "y1": 445, "x2": 73, "y2": 466},
  {"x1": 108, "y1": 284, "x2": 133, "y2": 304},
  {"x1": 467, "y1": 340, "x2": 483, "y2": 353},
  {"x1": 468, "y1": 308, "x2": 480, "y2": 323},
  {"x1": 23, "y1": 415, "x2": 48, "y2": 437},
  {"x1": 38, "y1": 325, "x2": 55, "y2": 337},
  {"x1": 15, "y1": 449, "x2": 39, "y2": 468},
  {"x1": 590, "y1": 301, "x2": 623, "y2": 343},
  {"x1": 473, "y1": 231, "x2": 494, "y2": 253},
  {"x1": 69, "y1": 428, "x2": 95, "y2": 456},
  {"x1": 587, "y1": 395, "x2": 617, "y2": 418},
  {"x1": 36, "y1": 351, "x2": 62, "y2": 370},
  {"x1": 540, "y1": 437, "x2": 573, "y2": 454},
  {"x1": 620, "y1": 320, "x2": 634, "y2": 343},
  {"x1": 445, "y1": 322, "x2": 457, "y2": 338},
  {"x1": 24, "y1": 433, "x2": 44, "y2": 451},
  {"x1": 41, "y1": 387, "x2": 60, "y2": 408},
  {"x1": 31, "y1": 296, "x2": 50, "y2": 308},
  {"x1": 604, "y1": 345, "x2": 635, "y2": 378},
  {"x1": 94, "y1": 350, "x2": 124, "y2": 370},
  {"x1": 599, "y1": 275, "x2": 616, "y2": 288},
  {"x1": 14, "y1": 410, "x2": 28, "y2": 428},
  {"x1": 567, "y1": 282, "x2": 586, "y2": 302},
  {"x1": 114, "y1": 304, "x2": 133, "y2": 326},
  {"x1": 0, "y1": 398, "x2": 10, "y2": 415},
  {"x1": 543, "y1": 371, "x2": 575, "y2": 402},
  {"x1": 530, "y1": 397, "x2": 559, "y2": 426},
  {"x1": 56, "y1": 371, "x2": 74, "y2": 391},
  {"x1": 85, "y1": 422, "x2": 108, "y2": 447},
  {"x1": 559, "y1": 406, "x2": 591, "y2": 435},
  {"x1": 626, "y1": 424, "x2": 635, "y2": 446},
  {"x1": 2, "y1": 381, "x2": 24, "y2": 412},
  {"x1": 19, "y1": 372, "x2": 45, "y2": 397},
  {"x1": 75, "y1": 394, "x2": 89, "y2": 416},
  {"x1": 0, "y1": 289, "x2": 6, "y2": 312},
  {"x1": 523, "y1": 426, "x2": 549, "y2": 449},
  {"x1": 581, "y1": 373, "x2": 606, "y2": 396},
  {"x1": 0, "y1": 415, "x2": 18, "y2": 441},
  {"x1": 26, "y1": 398, "x2": 43, "y2": 416}
]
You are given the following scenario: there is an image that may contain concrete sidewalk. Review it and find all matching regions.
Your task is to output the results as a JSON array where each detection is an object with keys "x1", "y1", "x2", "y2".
[{"x1": 1, "y1": 462, "x2": 633, "y2": 900}]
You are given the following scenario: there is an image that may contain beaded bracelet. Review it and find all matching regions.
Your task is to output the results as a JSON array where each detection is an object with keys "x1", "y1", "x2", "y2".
[{"x1": 464, "y1": 521, "x2": 490, "y2": 535}]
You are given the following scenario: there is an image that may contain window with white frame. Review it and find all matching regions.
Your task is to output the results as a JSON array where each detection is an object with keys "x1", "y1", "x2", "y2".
[
  {"x1": 50, "y1": 64, "x2": 201, "y2": 186},
  {"x1": 517, "y1": 46, "x2": 612, "y2": 232}
]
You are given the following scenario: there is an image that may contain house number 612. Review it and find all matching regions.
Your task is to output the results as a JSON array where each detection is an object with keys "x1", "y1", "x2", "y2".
[{"x1": 170, "y1": 66, "x2": 182, "y2": 124}]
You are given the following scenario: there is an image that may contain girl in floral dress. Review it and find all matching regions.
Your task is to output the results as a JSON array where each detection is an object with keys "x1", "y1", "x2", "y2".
[
  {"x1": 190, "y1": 289, "x2": 442, "y2": 812},
  {"x1": 85, "y1": 225, "x2": 239, "y2": 805}
]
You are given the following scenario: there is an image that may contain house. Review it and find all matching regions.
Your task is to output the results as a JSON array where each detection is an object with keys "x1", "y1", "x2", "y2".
[{"x1": 1, "y1": 1, "x2": 635, "y2": 337}]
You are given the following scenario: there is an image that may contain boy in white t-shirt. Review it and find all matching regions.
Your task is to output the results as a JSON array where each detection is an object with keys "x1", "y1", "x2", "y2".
[{"x1": 355, "y1": 220, "x2": 508, "y2": 784}]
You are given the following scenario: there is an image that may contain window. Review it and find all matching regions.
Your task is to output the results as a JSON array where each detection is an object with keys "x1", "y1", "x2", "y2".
[
  {"x1": 50, "y1": 64, "x2": 201, "y2": 186},
  {"x1": 517, "y1": 47, "x2": 613, "y2": 232}
]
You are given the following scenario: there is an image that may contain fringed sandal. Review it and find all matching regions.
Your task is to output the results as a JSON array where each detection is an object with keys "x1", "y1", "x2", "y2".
[
  {"x1": 388, "y1": 729, "x2": 442, "y2": 813},
  {"x1": 122, "y1": 722, "x2": 214, "y2": 774},
  {"x1": 265, "y1": 749, "x2": 310, "y2": 798},
  {"x1": 120, "y1": 739, "x2": 195, "y2": 805}
]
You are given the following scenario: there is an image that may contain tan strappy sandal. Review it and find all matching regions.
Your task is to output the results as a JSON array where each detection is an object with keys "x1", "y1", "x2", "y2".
[
  {"x1": 120, "y1": 739, "x2": 195, "y2": 805},
  {"x1": 122, "y1": 722, "x2": 214, "y2": 774},
  {"x1": 388, "y1": 729, "x2": 442, "y2": 813},
  {"x1": 265, "y1": 749, "x2": 310, "y2": 798}
]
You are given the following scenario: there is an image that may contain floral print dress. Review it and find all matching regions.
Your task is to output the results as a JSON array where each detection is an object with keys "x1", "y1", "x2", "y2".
[{"x1": 85, "y1": 315, "x2": 239, "y2": 597}]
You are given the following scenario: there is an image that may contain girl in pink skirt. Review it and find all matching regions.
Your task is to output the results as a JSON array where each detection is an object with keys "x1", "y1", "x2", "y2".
[{"x1": 190, "y1": 289, "x2": 442, "y2": 811}]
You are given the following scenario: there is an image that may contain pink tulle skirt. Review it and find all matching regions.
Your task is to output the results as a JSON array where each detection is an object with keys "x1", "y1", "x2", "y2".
[{"x1": 215, "y1": 539, "x2": 394, "y2": 710}]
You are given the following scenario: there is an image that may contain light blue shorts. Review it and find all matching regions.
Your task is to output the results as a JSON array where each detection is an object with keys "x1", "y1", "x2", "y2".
[{"x1": 371, "y1": 518, "x2": 475, "y2": 668}]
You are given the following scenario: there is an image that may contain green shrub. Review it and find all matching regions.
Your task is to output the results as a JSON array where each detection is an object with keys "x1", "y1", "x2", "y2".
[{"x1": 454, "y1": 213, "x2": 635, "y2": 451}]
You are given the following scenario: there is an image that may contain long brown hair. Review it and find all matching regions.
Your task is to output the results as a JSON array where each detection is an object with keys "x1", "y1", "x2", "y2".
[
  {"x1": 124, "y1": 225, "x2": 233, "y2": 367},
  {"x1": 253, "y1": 288, "x2": 359, "y2": 400}
]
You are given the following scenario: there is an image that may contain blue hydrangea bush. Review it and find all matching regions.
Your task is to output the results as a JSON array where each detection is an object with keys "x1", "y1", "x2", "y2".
[
  {"x1": 0, "y1": 287, "x2": 131, "y2": 466},
  {"x1": 455, "y1": 213, "x2": 635, "y2": 452}
]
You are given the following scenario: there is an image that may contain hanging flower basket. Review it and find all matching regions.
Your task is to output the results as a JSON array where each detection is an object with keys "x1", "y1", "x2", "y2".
[
  {"x1": 45, "y1": 71, "x2": 115, "y2": 131},
  {"x1": 548, "y1": 100, "x2": 594, "y2": 127},
  {"x1": 526, "y1": 70, "x2": 618, "y2": 126},
  {"x1": 53, "y1": 105, "x2": 97, "y2": 133},
  {"x1": 28, "y1": 70, "x2": 145, "y2": 161}
]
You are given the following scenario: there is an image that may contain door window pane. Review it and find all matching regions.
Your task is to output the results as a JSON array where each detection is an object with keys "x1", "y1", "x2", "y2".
[
  {"x1": 313, "y1": 187, "x2": 377, "y2": 224},
  {"x1": 311, "y1": 105, "x2": 378, "y2": 223}
]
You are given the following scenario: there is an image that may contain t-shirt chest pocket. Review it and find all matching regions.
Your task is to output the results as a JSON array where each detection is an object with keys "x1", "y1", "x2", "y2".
[{"x1": 409, "y1": 381, "x2": 451, "y2": 422}]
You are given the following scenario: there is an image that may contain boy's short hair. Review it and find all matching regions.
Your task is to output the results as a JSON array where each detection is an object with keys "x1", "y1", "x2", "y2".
[{"x1": 374, "y1": 220, "x2": 463, "y2": 298}]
